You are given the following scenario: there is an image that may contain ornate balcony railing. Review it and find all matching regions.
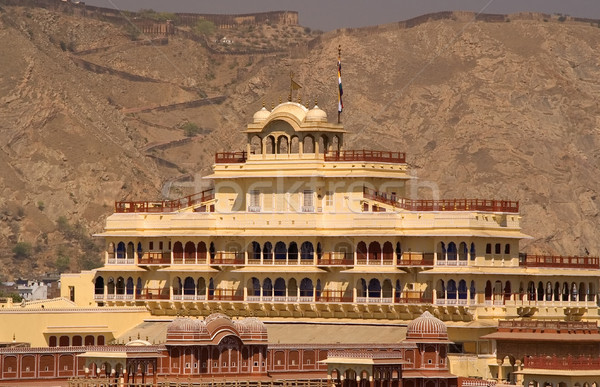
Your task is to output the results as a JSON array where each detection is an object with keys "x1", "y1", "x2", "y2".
[
  {"x1": 325, "y1": 149, "x2": 406, "y2": 164},
  {"x1": 207, "y1": 289, "x2": 244, "y2": 301},
  {"x1": 115, "y1": 189, "x2": 214, "y2": 213},
  {"x1": 524, "y1": 355, "x2": 600, "y2": 370},
  {"x1": 519, "y1": 254, "x2": 600, "y2": 269},
  {"x1": 136, "y1": 288, "x2": 170, "y2": 300},
  {"x1": 498, "y1": 320, "x2": 598, "y2": 332},
  {"x1": 215, "y1": 151, "x2": 247, "y2": 163},
  {"x1": 316, "y1": 291, "x2": 353, "y2": 303},
  {"x1": 397, "y1": 252, "x2": 434, "y2": 266},
  {"x1": 138, "y1": 252, "x2": 171, "y2": 265},
  {"x1": 210, "y1": 252, "x2": 245, "y2": 265},
  {"x1": 363, "y1": 187, "x2": 519, "y2": 213}
]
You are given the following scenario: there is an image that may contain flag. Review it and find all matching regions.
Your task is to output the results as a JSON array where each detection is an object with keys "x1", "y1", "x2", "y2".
[
  {"x1": 337, "y1": 56, "x2": 343, "y2": 113},
  {"x1": 291, "y1": 79, "x2": 302, "y2": 90}
]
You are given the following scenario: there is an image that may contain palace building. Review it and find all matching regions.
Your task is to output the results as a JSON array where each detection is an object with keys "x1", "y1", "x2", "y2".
[{"x1": 0, "y1": 101, "x2": 598, "y2": 385}]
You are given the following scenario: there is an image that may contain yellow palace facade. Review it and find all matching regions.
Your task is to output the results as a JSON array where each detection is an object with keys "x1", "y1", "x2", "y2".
[{"x1": 62, "y1": 101, "x2": 599, "y2": 329}]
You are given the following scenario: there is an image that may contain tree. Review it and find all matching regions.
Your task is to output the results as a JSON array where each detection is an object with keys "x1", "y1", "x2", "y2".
[
  {"x1": 195, "y1": 19, "x2": 215, "y2": 36},
  {"x1": 12, "y1": 242, "x2": 32, "y2": 259}
]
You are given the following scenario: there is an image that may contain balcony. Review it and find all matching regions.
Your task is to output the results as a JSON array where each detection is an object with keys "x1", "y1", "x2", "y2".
[
  {"x1": 325, "y1": 149, "x2": 406, "y2": 164},
  {"x1": 519, "y1": 254, "x2": 600, "y2": 269},
  {"x1": 215, "y1": 151, "x2": 247, "y2": 164},
  {"x1": 138, "y1": 252, "x2": 170, "y2": 265},
  {"x1": 210, "y1": 252, "x2": 245, "y2": 265},
  {"x1": 114, "y1": 189, "x2": 214, "y2": 213},
  {"x1": 316, "y1": 290, "x2": 353, "y2": 303},
  {"x1": 136, "y1": 288, "x2": 170, "y2": 300},
  {"x1": 207, "y1": 289, "x2": 244, "y2": 301},
  {"x1": 317, "y1": 252, "x2": 354, "y2": 267},
  {"x1": 498, "y1": 319, "x2": 598, "y2": 332},
  {"x1": 397, "y1": 252, "x2": 434, "y2": 267},
  {"x1": 363, "y1": 187, "x2": 519, "y2": 213}
]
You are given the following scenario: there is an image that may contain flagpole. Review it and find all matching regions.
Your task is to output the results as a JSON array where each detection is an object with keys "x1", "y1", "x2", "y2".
[{"x1": 337, "y1": 45, "x2": 343, "y2": 124}]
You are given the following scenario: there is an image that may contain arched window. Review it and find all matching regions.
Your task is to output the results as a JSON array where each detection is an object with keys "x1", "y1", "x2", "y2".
[
  {"x1": 436, "y1": 280, "x2": 445, "y2": 300},
  {"x1": 438, "y1": 242, "x2": 446, "y2": 261},
  {"x1": 317, "y1": 242, "x2": 322, "y2": 260},
  {"x1": 368, "y1": 279, "x2": 381, "y2": 298},
  {"x1": 127, "y1": 242, "x2": 134, "y2": 260},
  {"x1": 248, "y1": 277, "x2": 260, "y2": 297},
  {"x1": 197, "y1": 278, "x2": 206, "y2": 296},
  {"x1": 546, "y1": 281, "x2": 553, "y2": 301},
  {"x1": 137, "y1": 242, "x2": 143, "y2": 260},
  {"x1": 59, "y1": 336, "x2": 69, "y2": 347},
  {"x1": 173, "y1": 242, "x2": 183, "y2": 261},
  {"x1": 357, "y1": 278, "x2": 367, "y2": 298},
  {"x1": 470, "y1": 243, "x2": 476, "y2": 261},
  {"x1": 357, "y1": 242, "x2": 367, "y2": 262},
  {"x1": 84, "y1": 335, "x2": 94, "y2": 346},
  {"x1": 274, "y1": 278, "x2": 286, "y2": 297},
  {"x1": 184, "y1": 242, "x2": 195, "y2": 261},
  {"x1": 579, "y1": 282, "x2": 586, "y2": 302},
  {"x1": 485, "y1": 243, "x2": 492, "y2": 255},
  {"x1": 197, "y1": 242, "x2": 207, "y2": 262},
  {"x1": 126, "y1": 277, "x2": 134, "y2": 295},
  {"x1": 382, "y1": 279, "x2": 393, "y2": 299},
  {"x1": 107, "y1": 277, "x2": 115, "y2": 294},
  {"x1": 250, "y1": 135, "x2": 262, "y2": 155},
  {"x1": 290, "y1": 136, "x2": 300, "y2": 153},
  {"x1": 251, "y1": 241, "x2": 261, "y2": 260},
  {"x1": 528, "y1": 281, "x2": 536, "y2": 300},
  {"x1": 395, "y1": 280, "x2": 402, "y2": 302},
  {"x1": 504, "y1": 244, "x2": 511, "y2": 255},
  {"x1": 316, "y1": 279, "x2": 321, "y2": 298},
  {"x1": 300, "y1": 241, "x2": 314, "y2": 261},
  {"x1": 72, "y1": 336, "x2": 82, "y2": 346},
  {"x1": 447, "y1": 242, "x2": 457, "y2": 261},
  {"x1": 331, "y1": 135, "x2": 340, "y2": 152},
  {"x1": 458, "y1": 242, "x2": 468, "y2": 261},
  {"x1": 184, "y1": 277, "x2": 195, "y2": 295},
  {"x1": 504, "y1": 281, "x2": 511, "y2": 301},
  {"x1": 485, "y1": 281, "x2": 492, "y2": 301},
  {"x1": 136, "y1": 278, "x2": 142, "y2": 296},
  {"x1": 49, "y1": 336, "x2": 57, "y2": 347},
  {"x1": 383, "y1": 242, "x2": 393, "y2": 262},
  {"x1": 208, "y1": 278, "x2": 214, "y2": 297},
  {"x1": 263, "y1": 278, "x2": 273, "y2": 297},
  {"x1": 495, "y1": 243, "x2": 501, "y2": 255},
  {"x1": 300, "y1": 278, "x2": 313, "y2": 297},
  {"x1": 303, "y1": 135, "x2": 315, "y2": 153},
  {"x1": 396, "y1": 242, "x2": 402, "y2": 260},
  {"x1": 173, "y1": 277, "x2": 182, "y2": 295},
  {"x1": 470, "y1": 280, "x2": 476, "y2": 300},
  {"x1": 277, "y1": 135, "x2": 289, "y2": 154},
  {"x1": 288, "y1": 278, "x2": 298, "y2": 297},
  {"x1": 107, "y1": 242, "x2": 115, "y2": 258},
  {"x1": 275, "y1": 242, "x2": 287, "y2": 261},
  {"x1": 368, "y1": 242, "x2": 381, "y2": 262},
  {"x1": 116, "y1": 242, "x2": 126, "y2": 259},
  {"x1": 94, "y1": 277, "x2": 104, "y2": 295},
  {"x1": 458, "y1": 280, "x2": 467, "y2": 300},
  {"x1": 447, "y1": 280, "x2": 457, "y2": 299},
  {"x1": 265, "y1": 135, "x2": 275, "y2": 154},
  {"x1": 116, "y1": 277, "x2": 125, "y2": 295},
  {"x1": 263, "y1": 242, "x2": 273, "y2": 261},
  {"x1": 288, "y1": 242, "x2": 298, "y2": 261}
]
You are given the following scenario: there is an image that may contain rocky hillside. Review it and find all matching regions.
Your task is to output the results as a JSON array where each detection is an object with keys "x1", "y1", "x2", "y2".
[{"x1": 0, "y1": 4, "x2": 599, "y2": 277}]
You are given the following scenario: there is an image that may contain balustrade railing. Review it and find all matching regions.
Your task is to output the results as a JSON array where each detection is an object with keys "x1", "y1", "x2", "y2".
[
  {"x1": 210, "y1": 251, "x2": 245, "y2": 265},
  {"x1": 519, "y1": 254, "x2": 600, "y2": 269},
  {"x1": 524, "y1": 355, "x2": 600, "y2": 370},
  {"x1": 138, "y1": 252, "x2": 171, "y2": 265},
  {"x1": 115, "y1": 189, "x2": 214, "y2": 213},
  {"x1": 215, "y1": 151, "x2": 247, "y2": 163},
  {"x1": 363, "y1": 187, "x2": 519, "y2": 213},
  {"x1": 397, "y1": 252, "x2": 434, "y2": 266},
  {"x1": 325, "y1": 149, "x2": 406, "y2": 164}
]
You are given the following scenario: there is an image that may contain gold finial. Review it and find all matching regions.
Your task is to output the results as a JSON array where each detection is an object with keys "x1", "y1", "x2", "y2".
[
  {"x1": 12, "y1": 333, "x2": 15, "y2": 342},
  {"x1": 297, "y1": 94, "x2": 302, "y2": 104},
  {"x1": 279, "y1": 96, "x2": 282, "y2": 104},
  {"x1": 262, "y1": 100, "x2": 265, "y2": 108},
  {"x1": 271, "y1": 101, "x2": 274, "y2": 109},
  {"x1": 288, "y1": 93, "x2": 292, "y2": 102},
  {"x1": 315, "y1": 98, "x2": 318, "y2": 107},
  {"x1": 137, "y1": 332, "x2": 140, "y2": 340},
  {"x1": 338, "y1": 44, "x2": 341, "y2": 58},
  {"x1": 305, "y1": 100, "x2": 309, "y2": 108}
]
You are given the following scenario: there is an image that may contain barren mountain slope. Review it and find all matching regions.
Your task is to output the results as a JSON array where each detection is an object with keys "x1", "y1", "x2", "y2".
[{"x1": 0, "y1": 4, "x2": 599, "y2": 278}]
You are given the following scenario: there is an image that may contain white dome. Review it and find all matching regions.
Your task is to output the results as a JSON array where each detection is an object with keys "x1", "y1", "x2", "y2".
[
  {"x1": 253, "y1": 106, "x2": 271, "y2": 123},
  {"x1": 305, "y1": 104, "x2": 327, "y2": 122}
]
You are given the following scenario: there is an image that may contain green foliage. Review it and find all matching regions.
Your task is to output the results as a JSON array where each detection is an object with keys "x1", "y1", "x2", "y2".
[
  {"x1": 181, "y1": 122, "x2": 202, "y2": 137},
  {"x1": 558, "y1": 15, "x2": 567, "y2": 22},
  {"x1": 55, "y1": 253, "x2": 70, "y2": 273},
  {"x1": 37, "y1": 201, "x2": 45, "y2": 211},
  {"x1": 79, "y1": 253, "x2": 103, "y2": 271},
  {"x1": 125, "y1": 24, "x2": 140, "y2": 41},
  {"x1": 0, "y1": 291, "x2": 22, "y2": 303},
  {"x1": 195, "y1": 19, "x2": 216, "y2": 36},
  {"x1": 138, "y1": 9, "x2": 176, "y2": 22},
  {"x1": 12, "y1": 242, "x2": 32, "y2": 259}
]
